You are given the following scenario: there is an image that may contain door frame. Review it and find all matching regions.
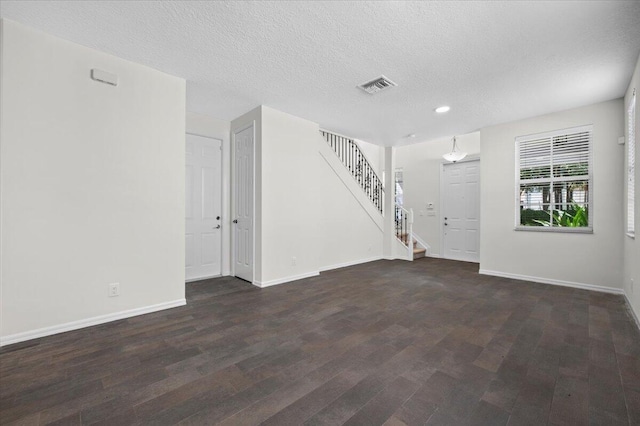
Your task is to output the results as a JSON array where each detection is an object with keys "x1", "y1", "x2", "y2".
[
  {"x1": 439, "y1": 156, "x2": 481, "y2": 259},
  {"x1": 231, "y1": 121, "x2": 256, "y2": 284},
  {"x1": 185, "y1": 132, "x2": 224, "y2": 282}
]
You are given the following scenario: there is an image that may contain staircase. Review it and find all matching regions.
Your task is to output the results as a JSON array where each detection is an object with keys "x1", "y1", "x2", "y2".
[
  {"x1": 320, "y1": 130, "x2": 384, "y2": 214},
  {"x1": 397, "y1": 233, "x2": 427, "y2": 260},
  {"x1": 321, "y1": 129, "x2": 427, "y2": 261},
  {"x1": 395, "y1": 205, "x2": 426, "y2": 261}
]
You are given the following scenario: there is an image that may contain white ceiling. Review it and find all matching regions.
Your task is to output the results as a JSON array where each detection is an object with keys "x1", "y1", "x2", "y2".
[{"x1": 1, "y1": 1, "x2": 639, "y2": 146}]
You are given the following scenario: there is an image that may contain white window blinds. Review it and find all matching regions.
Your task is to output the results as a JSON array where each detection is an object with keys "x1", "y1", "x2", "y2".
[
  {"x1": 628, "y1": 90, "x2": 636, "y2": 235},
  {"x1": 516, "y1": 125, "x2": 592, "y2": 229}
]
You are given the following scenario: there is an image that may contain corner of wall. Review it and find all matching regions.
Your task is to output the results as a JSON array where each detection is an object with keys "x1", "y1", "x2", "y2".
[
  {"x1": 0, "y1": 18, "x2": 5, "y2": 340},
  {"x1": 623, "y1": 53, "x2": 640, "y2": 327}
]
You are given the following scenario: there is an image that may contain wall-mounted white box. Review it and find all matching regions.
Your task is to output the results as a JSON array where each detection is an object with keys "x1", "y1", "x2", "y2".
[{"x1": 91, "y1": 69, "x2": 118, "y2": 86}]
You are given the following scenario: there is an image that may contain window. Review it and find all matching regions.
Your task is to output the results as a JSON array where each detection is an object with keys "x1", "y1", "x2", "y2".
[
  {"x1": 628, "y1": 89, "x2": 636, "y2": 236},
  {"x1": 516, "y1": 125, "x2": 592, "y2": 231}
]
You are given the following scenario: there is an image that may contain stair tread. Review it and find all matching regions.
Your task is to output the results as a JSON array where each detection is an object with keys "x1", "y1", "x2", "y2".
[{"x1": 413, "y1": 248, "x2": 426, "y2": 253}]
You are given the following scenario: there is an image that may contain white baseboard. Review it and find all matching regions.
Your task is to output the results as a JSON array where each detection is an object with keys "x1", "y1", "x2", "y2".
[
  {"x1": 624, "y1": 292, "x2": 640, "y2": 331},
  {"x1": 479, "y1": 269, "x2": 624, "y2": 295},
  {"x1": 319, "y1": 256, "x2": 383, "y2": 272},
  {"x1": 425, "y1": 253, "x2": 441, "y2": 258},
  {"x1": 254, "y1": 257, "x2": 385, "y2": 288},
  {"x1": 185, "y1": 274, "x2": 221, "y2": 283},
  {"x1": 253, "y1": 271, "x2": 320, "y2": 288},
  {"x1": 0, "y1": 299, "x2": 187, "y2": 347}
]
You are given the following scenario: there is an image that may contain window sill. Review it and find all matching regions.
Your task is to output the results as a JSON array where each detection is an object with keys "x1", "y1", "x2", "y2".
[
  {"x1": 514, "y1": 226, "x2": 593, "y2": 234},
  {"x1": 627, "y1": 232, "x2": 636, "y2": 239}
]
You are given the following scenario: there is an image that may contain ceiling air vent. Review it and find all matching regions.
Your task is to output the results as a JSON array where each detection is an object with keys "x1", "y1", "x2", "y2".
[{"x1": 357, "y1": 75, "x2": 397, "y2": 94}]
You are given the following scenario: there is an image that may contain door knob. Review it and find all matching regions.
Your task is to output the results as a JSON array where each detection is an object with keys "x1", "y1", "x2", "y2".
[
  {"x1": 233, "y1": 219, "x2": 238, "y2": 224},
  {"x1": 214, "y1": 225, "x2": 221, "y2": 229}
]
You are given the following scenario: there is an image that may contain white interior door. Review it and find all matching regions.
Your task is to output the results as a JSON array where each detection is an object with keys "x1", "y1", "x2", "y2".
[
  {"x1": 233, "y1": 124, "x2": 254, "y2": 282},
  {"x1": 185, "y1": 134, "x2": 222, "y2": 281},
  {"x1": 443, "y1": 160, "x2": 480, "y2": 262}
]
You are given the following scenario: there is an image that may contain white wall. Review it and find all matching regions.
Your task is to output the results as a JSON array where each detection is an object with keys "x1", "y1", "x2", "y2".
[
  {"x1": 355, "y1": 139, "x2": 384, "y2": 177},
  {"x1": 260, "y1": 106, "x2": 383, "y2": 284},
  {"x1": 480, "y1": 99, "x2": 625, "y2": 292},
  {"x1": 396, "y1": 133, "x2": 481, "y2": 254},
  {"x1": 624, "y1": 54, "x2": 640, "y2": 322},
  {"x1": 317, "y1": 134, "x2": 385, "y2": 270},
  {"x1": 259, "y1": 106, "x2": 322, "y2": 284},
  {"x1": 383, "y1": 147, "x2": 397, "y2": 259},
  {"x1": 0, "y1": 20, "x2": 186, "y2": 344},
  {"x1": 230, "y1": 106, "x2": 383, "y2": 286},
  {"x1": 186, "y1": 112, "x2": 232, "y2": 276}
]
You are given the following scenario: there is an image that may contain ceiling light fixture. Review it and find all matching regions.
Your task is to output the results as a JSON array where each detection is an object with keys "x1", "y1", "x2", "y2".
[
  {"x1": 435, "y1": 106, "x2": 450, "y2": 113},
  {"x1": 442, "y1": 136, "x2": 467, "y2": 163}
]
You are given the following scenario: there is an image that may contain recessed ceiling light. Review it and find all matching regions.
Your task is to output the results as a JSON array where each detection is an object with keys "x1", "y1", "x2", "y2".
[
  {"x1": 407, "y1": 134, "x2": 416, "y2": 138},
  {"x1": 435, "y1": 106, "x2": 450, "y2": 113}
]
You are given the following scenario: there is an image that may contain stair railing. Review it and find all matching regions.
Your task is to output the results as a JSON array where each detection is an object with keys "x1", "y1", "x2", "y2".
[
  {"x1": 320, "y1": 130, "x2": 384, "y2": 214},
  {"x1": 395, "y1": 205, "x2": 414, "y2": 260}
]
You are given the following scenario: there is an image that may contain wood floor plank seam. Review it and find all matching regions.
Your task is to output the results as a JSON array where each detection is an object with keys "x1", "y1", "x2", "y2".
[{"x1": 1, "y1": 258, "x2": 639, "y2": 425}]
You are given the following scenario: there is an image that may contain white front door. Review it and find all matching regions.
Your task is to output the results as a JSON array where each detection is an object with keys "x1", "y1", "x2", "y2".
[
  {"x1": 442, "y1": 160, "x2": 480, "y2": 262},
  {"x1": 232, "y1": 124, "x2": 254, "y2": 282},
  {"x1": 185, "y1": 134, "x2": 222, "y2": 281}
]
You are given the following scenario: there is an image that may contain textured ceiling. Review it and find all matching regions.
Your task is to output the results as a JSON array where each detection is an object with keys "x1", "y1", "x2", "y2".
[{"x1": 1, "y1": 1, "x2": 640, "y2": 146}]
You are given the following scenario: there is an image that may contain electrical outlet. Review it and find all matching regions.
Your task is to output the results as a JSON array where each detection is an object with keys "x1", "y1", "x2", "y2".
[
  {"x1": 291, "y1": 257, "x2": 297, "y2": 266},
  {"x1": 108, "y1": 283, "x2": 120, "y2": 297}
]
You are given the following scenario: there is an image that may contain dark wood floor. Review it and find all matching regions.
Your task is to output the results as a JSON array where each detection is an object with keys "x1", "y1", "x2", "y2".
[{"x1": 1, "y1": 258, "x2": 639, "y2": 425}]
